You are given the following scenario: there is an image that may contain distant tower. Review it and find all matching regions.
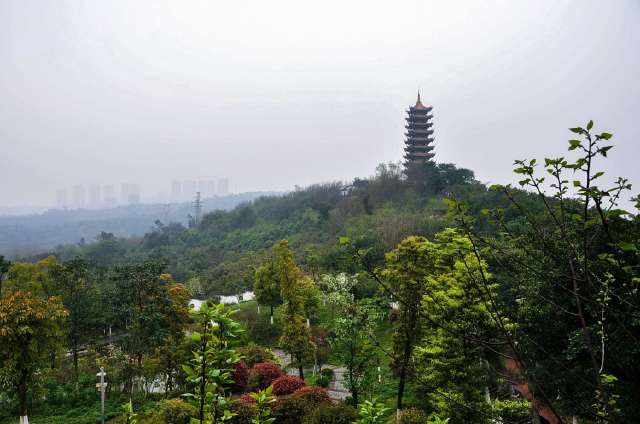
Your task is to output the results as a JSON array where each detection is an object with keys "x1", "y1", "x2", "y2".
[
  {"x1": 103, "y1": 185, "x2": 116, "y2": 208},
  {"x1": 55, "y1": 188, "x2": 68, "y2": 209},
  {"x1": 403, "y1": 92, "x2": 435, "y2": 167},
  {"x1": 217, "y1": 178, "x2": 229, "y2": 196},
  {"x1": 89, "y1": 184, "x2": 102, "y2": 208},
  {"x1": 171, "y1": 180, "x2": 182, "y2": 202},
  {"x1": 192, "y1": 191, "x2": 203, "y2": 226},
  {"x1": 72, "y1": 185, "x2": 86, "y2": 209},
  {"x1": 183, "y1": 180, "x2": 197, "y2": 202}
]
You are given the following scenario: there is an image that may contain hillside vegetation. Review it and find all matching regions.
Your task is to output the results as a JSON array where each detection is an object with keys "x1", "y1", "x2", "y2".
[{"x1": 2, "y1": 123, "x2": 639, "y2": 424}]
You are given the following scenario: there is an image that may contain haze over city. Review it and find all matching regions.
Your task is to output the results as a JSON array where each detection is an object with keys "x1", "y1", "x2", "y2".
[{"x1": 1, "y1": 0, "x2": 639, "y2": 208}]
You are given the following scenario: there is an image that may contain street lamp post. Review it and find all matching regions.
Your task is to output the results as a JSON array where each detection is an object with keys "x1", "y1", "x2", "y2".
[{"x1": 96, "y1": 367, "x2": 107, "y2": 424}]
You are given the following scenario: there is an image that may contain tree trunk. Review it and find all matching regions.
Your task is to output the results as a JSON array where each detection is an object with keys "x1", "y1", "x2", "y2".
[
  {"x1": 396, "y1": 338, "x2": 411, "y2": 415},
  {"x1": 18, "y1": 374, "x2": 28, "y2": 423},
  {"x1": 198, "y1": 323, "x2": 208, "y2": 424},
  {"x1": 299, "y1": 365, "x2": 304, "y2": 379},
  {"x1": 73, "y1": 348, "x2": 79, "y2": 381},
  {"x1": 352, "y1": 387, "x2": 359, "y2": 409}
]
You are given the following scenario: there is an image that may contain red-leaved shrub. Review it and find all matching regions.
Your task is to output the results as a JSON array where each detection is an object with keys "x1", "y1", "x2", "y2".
[
  {"x1": 239, "y1": 393, "x2": 255, "y2": 404},
  {"x1": 272, "y1": 386, "x2": 332, "y2": 424},
  {"x1": 291, "y1": 386, "x2": 331, "y2": 404},
  {"x1": 250, "y1": 362, "x2": 283, "y2": 389},
  {"x1": 272, "y1": 375, "x2": 306, "y2": 395},
  {"x1": 232, "y1": 361, "x2": 249, "y2": 392}
]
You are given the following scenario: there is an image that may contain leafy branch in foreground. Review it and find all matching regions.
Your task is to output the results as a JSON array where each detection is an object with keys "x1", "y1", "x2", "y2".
[
  {"x1": 451, "y1": 121, "x2": 639, "y2": 423},
  {"x1": 183, "y1": 303, "x2": 242, "y2": 424}
]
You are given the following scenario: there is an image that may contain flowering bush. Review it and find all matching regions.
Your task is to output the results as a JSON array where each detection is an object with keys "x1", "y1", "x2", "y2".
[
  {"x1": 272, "y1": 375, "x2": 306, "y2": 395},
  {"x1": 250, "y1": 362, "x2": 284, "y2": 389}
]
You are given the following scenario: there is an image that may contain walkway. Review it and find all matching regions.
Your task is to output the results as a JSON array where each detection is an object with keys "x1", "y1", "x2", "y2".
[{"x1": 271, "y1": 348, "x2": 349, "y2": 401}]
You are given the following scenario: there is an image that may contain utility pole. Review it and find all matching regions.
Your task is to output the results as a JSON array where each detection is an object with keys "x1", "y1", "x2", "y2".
[
  {"x1": 96, "y1": 367, "x2": 107, "y2": 424},
  {"x1": 193, "y1": 191, "x2": 202, "y2": 226}
]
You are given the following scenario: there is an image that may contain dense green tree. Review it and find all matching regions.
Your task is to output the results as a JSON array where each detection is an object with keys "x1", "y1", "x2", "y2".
[
  {"x1": 110, "y1": 262, "x2": 176, "y2": 393},
  {"x1": 49, "y1": 257, "x2": 101, "y2": 380},
  {"x1": 0, "y1": 255, "x2": 10, "y2": 297},
  {"x1": 254, "y1": 251, "x2": 283, "y2": 323},
  {"x1": 452, "y1": 122, "x2": 640, "y2": 422},
  {"x1": 323, "y1": 273, "x2": 380, "y2": 407},
  {"x1": 0, "y1": 291, "x2": 67, "y2": 424},
  {"x1": 379, "y1": 236, "x2": 435, "y2": 415},
  {"x1": 413, "y1": 229, "x2": 501, "y2": 423},
  {"x1": 270, "y1": 240, "x2": 316, "y2": 379}
]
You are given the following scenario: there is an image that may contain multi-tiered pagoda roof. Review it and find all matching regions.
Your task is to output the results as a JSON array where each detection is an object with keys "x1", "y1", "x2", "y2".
[{"x1": 403, "y1": 93, "x2": 435, "y2": 167}]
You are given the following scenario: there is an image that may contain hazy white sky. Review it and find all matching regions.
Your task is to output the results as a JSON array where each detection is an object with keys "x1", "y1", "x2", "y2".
[{"x1": 1, "y1": 0, "x2": 639, "y2": 207}]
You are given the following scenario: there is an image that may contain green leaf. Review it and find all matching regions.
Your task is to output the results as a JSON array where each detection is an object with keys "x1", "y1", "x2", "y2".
[
  {"x1": 339, "y1": 236, "x2": 350, "y2": 245},
  {"x1": 573, "y1": 180, "x2": 582, "y2": 187},
  {"x1": 618, "y1": 241, "x2": 637, "y2": 252},
  {"x1": 569, "y1": 127, "x2": 584, "y2": 134},
  {"x1": 586, "y1": 120, "x2": 593, "y2": 130},
  {"x1": 600, "y1": 146, "x2": 613, "y2": 157},
  {"x1": 600, "y1": 132, "x2": 613, "y2": 140},
  {"x1": 568, "y1": 139, "x2": 581, "y2": 150}
]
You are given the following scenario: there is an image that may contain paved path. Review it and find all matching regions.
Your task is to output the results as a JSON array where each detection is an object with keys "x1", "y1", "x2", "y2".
[{"x1": 271, "y1": 348, "x2": 349, "y2": 401}]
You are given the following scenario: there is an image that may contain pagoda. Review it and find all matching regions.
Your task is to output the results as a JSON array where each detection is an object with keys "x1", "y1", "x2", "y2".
[{"x1": 403, "y1": 92, "x2": 435, "y2": 167}]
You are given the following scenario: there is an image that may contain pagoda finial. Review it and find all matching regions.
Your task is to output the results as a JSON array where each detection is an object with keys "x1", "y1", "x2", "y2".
[{"x1": 414, "y1": 90, "x2": 426, "y2": 109}]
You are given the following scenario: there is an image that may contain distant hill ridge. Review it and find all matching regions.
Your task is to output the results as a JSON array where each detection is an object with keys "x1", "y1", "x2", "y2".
[{"x1": 0, "y1": 192, "x2": 282, "y2": 258}]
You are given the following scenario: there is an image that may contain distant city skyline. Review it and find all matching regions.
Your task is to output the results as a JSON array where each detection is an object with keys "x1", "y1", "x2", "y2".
[{"x1": 52, "y1": 177, "x2": 232, "y2": 210}]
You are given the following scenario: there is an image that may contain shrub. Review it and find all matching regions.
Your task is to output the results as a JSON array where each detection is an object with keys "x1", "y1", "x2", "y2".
[
  {"x1": 272, "y1": 386, "x2": 332, "y2": 424},
  {"x1": 238, "y1": 345, "x2": 277, "y2": 367},
  {"x1": 232, "y1": 361, "x2": 249, "y2": 392},
  {"x1": 399, "y1": 407, "x2": 429, "y2": 424},
  {"x1": 250, "y1": 362, "x2": 284, "y2": 389},
  {"x1": 228, "y1": 400, "x2": 255, "y2": 424},
  {"x1": 320, "y1": 368, "x2": 334, "y2": 379},
  {"x1": 239, "y1": 394, "x2": 256, "y2": 404},
  {"x1": 145, "y1": 398, "x2": 196, "y2": 424},
  {"x1": 248, "y1": 314, "x2": 281, "y2": 345},
  {"x1": 304, "y1": 403, "x2": 358, "y2": 424},
  {"x1": 293, "y1": 386, "x2": 331, "y2": 405},
  {"x1": 272, "y1": 375, "x2": 306, "y2": 395},
  {"x1": 315, "y1": 375, "x2": 331, "y2": 388}
]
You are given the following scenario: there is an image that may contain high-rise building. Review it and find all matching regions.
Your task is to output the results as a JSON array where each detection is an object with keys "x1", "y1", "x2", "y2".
[
  {"x1": 217, "y1": 178, "x2": 229, "y2": 196},
  {"x1": 198, "y1": 180, "x2": 208, "y2": 198},
  {"x1": 206, "y1": 180, "x2": 216, "y2": 197},
  {"x1": 103, "y1": 185, "x2": 116, "y2": 208},
  {"x1": 403, "y1": 92, "x2": 435, "y2": 167},
  {"x1": 72, "y1": 185, "x2": 86, "y2": 209},
  {"x1": 183, "y1": 180, "x2": 197, "y2": 201},
  {"x1": 171, "y1": 180, "x2": 182, "y2": 202},
  {"x1": 55, "y1": 188, "x2": 68, "y2": 209},
  {"x1": 120, "y1": 183, "x2": 141, "y2": 205},
  {"x1": 89, "y1": 184, "x2": 102, "y2": 208}
]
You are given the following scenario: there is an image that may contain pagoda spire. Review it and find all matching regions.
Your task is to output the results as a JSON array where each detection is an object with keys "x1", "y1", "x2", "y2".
[
  {"x1": 414, "y1": 91, "x2": 427, "y2": 110},
  {"x1": 403, "y1": 92, "x2": 435, "y2": 167}
]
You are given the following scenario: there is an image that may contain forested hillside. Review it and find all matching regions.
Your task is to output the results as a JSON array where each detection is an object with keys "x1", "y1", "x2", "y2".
[
  {"x1": 2, "y1": 124, "x2": 639, "y2": 424},
  {"x1": 0, "y1": 192, "x2": 277, "y2": 259},
  {"x1": 44, "y1": 161, "x2": 507, "y2": 297}
]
